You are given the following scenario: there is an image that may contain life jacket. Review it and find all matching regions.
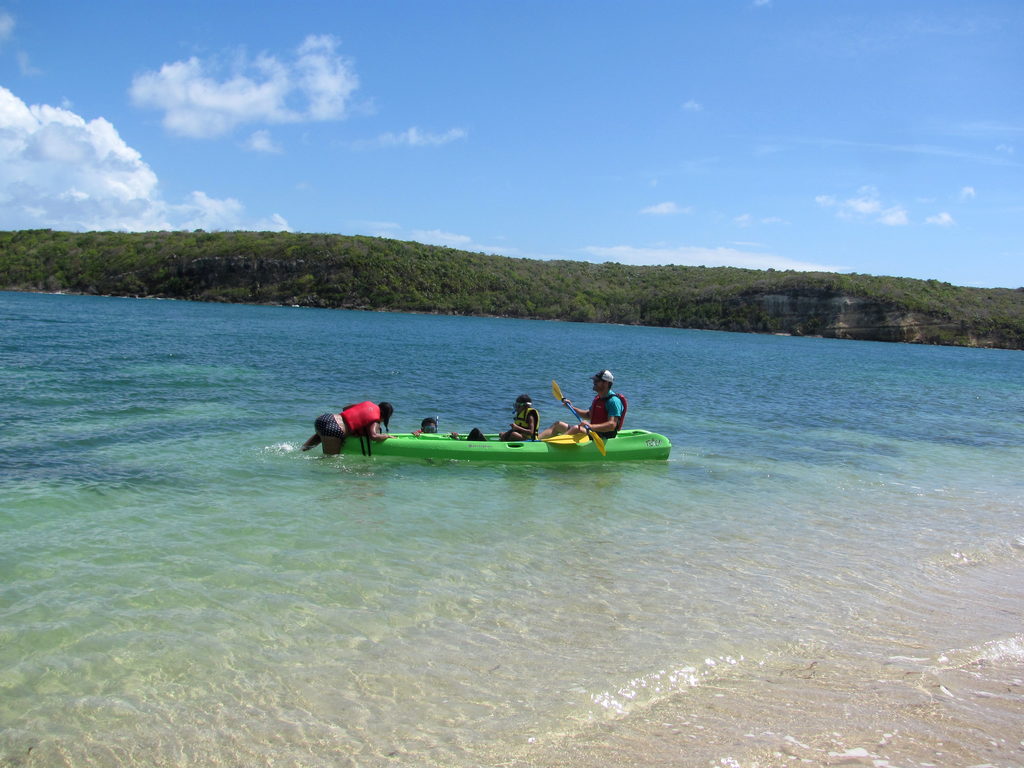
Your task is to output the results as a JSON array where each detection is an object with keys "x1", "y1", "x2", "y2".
[
  {"x1": 590, "y1": 392, "x2": 627, "y2": 437},
  {"x1": 513, "y1": 406, "x2": 540, "y2": 439},
  {"x1": 341, "y1": 401, "x2": 381, "y2": 435}
]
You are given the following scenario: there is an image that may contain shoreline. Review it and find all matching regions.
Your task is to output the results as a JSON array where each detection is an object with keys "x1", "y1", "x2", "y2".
[{"x1": 5, "y1": 287, "x2": 1022, "y2": 352}]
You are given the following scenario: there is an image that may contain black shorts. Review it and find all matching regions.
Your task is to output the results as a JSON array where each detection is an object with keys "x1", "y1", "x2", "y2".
[{"x1": 315, "y1": 413, "x2": 345, "y2": 438}]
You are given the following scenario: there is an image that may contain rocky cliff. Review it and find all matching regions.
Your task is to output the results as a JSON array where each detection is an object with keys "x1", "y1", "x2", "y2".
[{"x1": 750, "y1": 291, "x2": 971, "y2": 345}]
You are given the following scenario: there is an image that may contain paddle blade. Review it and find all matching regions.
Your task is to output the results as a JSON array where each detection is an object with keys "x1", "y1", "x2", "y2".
[
  {"x1": 589, "y1": 429, "x2": 607, "y2": 456},
  {"x1": 551, "y1": 380, "x2": 563, "y2": 402},
  {"x1": 542, "y1": 433, "x2": 590, "y2": 445}
]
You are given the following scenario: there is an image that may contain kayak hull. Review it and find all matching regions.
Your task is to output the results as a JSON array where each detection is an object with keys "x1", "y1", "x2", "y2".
[{"x1": 338, "y1": 429, "x2": 671, "y2": 462}]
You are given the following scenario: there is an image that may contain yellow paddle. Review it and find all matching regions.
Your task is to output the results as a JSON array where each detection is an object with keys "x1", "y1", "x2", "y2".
[
  {"x1": 551, "y1": 380, "x2": 606, "y2": 456},
  {"x1": 542, "y1": 433, "x2": 591, "y2": 445}
]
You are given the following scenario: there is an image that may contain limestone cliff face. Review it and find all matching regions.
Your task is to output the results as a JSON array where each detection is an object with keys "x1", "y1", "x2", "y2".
[{"x1": 752, "y1": 291, "x2": 969, "y2": 345}]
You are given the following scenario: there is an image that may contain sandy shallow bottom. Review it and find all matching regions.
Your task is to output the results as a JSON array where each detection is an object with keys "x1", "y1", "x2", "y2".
[
  {"x1": 5, "y1": 560, "x2": 1020, "y2": 768},
  {"x1": 503, "y1": 558, "x2": 1024, "y2": 768},
  {"x1": 510, "y1": 650, "x2": 1022, "y2": 768}
]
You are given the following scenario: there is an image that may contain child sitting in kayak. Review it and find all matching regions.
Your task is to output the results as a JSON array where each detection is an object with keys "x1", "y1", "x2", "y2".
[
  {"x1": 413, "y1": 416, "x2": 438, "y2": 435},
  {"x1": 498, "y1": 395, "x2": 540, "y2": 441},
  {"x1": 414, "y1": 416, "x2": 464, "y2": 439}
]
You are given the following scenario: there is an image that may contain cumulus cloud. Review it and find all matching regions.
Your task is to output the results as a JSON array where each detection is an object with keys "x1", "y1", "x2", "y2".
[
  {"x1": 583, "y1": 244, "x2": 844, "y2": 272},
  {"x1": 130, "y1": 34, "x2": 358, "y2": 138},
  {"x1": 640, "y1": 201, "x2": 690, "y2": 215},
  {"x1": 926, "y1": 212, "x2": 955, "y2": 226},
  {"x1": 960, "y1": 186, "x2": 976, "y2": 200},
  {"x1": 0, "y1": 86, "x2": 289, "y2": 232},
  {"x1": 295, "y1": 35, "x2": 358, "y2": 120},
  {"x1": 817, "y1": 185, "x2": 907, "y2": 225},
  {"x1": 682, "y1": 100, "x2": 703, "y2": 112},
  {"x1": 375, "y1": 127, "x2": 467, "y2": 147}
]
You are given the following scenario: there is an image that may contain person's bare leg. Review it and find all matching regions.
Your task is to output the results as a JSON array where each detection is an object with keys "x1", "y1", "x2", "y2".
[
  {"x1": 538, "y1": 421, "x2": 570, "y2": 439},
  {"x1": 319, "y1": 435, "x2": 342, "y2": 454}
]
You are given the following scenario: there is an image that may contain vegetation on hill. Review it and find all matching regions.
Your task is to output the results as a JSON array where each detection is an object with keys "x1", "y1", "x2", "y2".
[{"x1": 2, "y1": 229, "x2": 1023, "y2": 349}]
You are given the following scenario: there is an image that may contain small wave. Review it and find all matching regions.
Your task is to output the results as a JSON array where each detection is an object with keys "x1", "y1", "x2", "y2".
[
  {"x1": 935, "y1": 634, "x2": 1024, "y2": 669},
  {"x1": 923, "y1": 533, "x2": 1024, "y2": 572},
  {"x1": 590, "y1": 654, "x2": 748, "y2": 717},
  {"x1": 262, "y1": 442, "x2": 298, "y2": 454},
  {"x1": 975, "y1": 635, "x2": 1024, "y2": 664}
]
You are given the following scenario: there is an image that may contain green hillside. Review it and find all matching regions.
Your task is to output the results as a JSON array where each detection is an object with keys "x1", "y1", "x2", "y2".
[{"x1": 2, "y1": 229, "x2": 1023, "y2": 348}]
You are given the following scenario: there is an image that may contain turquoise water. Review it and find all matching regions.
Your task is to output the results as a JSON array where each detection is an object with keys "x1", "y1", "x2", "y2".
[{"x1": 1, "y1": 290, "x2": 1022, "y2": 767}]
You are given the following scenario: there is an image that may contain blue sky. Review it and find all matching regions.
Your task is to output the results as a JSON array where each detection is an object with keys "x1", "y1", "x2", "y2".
[{"x1": 1, "y1": 1, "x2": 1022, "y2": 288}]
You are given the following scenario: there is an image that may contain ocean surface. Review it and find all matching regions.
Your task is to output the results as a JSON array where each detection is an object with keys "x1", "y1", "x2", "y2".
[{"x1": 1, "y1": 290, "x2": 1022, "y2": 768}]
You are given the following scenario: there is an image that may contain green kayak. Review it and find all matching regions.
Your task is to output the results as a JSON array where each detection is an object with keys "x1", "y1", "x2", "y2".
[{"x1": 338, "y1": 429, "x2": 671, "y2": 462}]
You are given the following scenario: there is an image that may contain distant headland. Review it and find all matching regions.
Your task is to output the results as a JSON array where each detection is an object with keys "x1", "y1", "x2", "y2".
[{"x1": 2, "y1": 229, "x2": 1022, "y2": 349}]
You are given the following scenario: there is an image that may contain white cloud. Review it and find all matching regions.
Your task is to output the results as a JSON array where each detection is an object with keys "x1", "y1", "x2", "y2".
[
  {"x1": 376, "y1": 127, "x2": 467, "y2": 147},
  {"x1": 16, "y1": 51, "x2": 40, "y2": 75},
  {"x1": 878, "y1": 207, "x2": 908, "y2": 226},
  {"x1": 260, "y1": 213, "x2": 291, "y2": 231},
  {"x1": 682, "y1": 100, "x2": 703, "y2": 112},
  {"x1": 926, "y1": 212, "x2": 955, "y2": 226},
  {"x1": 736, "y1": 214, "x2": 788, "y2": 227},
  {"x1": 818, "y1": 186, "x2": 907, "y2": 225},
  {"x1": 351, "y1": 220, "x2": 400, "y2": 237},
  {"x1": 960, "y1": 185, "x2": 976, "y2": 200},
  {"x1": 411, "y1": 228, "x2": 518, "y2": 256},
  {"x1": 843, "y1": 187, "x2": 883, "y2": 216},
  {"x1": 412, "y1": 229, "x2": 473, "y2": 247},
  {"x1": 130, "y1": 34, "x2": 358, "y2": 138},
  {"x1": 172, "y1": 191, "x2": 245, "y2": 230},
  {"x1": 995, "y1": 143, "x2": 1014, "y2": 154},
  {"x1": 0, "y1": 86, "x2": 287, "y2": 232},
  {"x1": 295, "y1": 35, "x2": 358, "y2": 121},
  {"x1": 640, "y1": 201, "x2": 690, "y2": 215},
  {"x1": 0, "y1": 10, "x2": 13, "y2": 42},
  {"x1": 583, "y1": 244, "x2": 844, "y2": 272},
  {"x1": 245, "y1": 129, "x2": 281, "y2": 153}
]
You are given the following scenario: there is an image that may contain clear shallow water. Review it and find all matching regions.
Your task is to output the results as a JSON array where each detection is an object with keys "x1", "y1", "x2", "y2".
[{"x1": 1, "y1": 291, "x2": 1022, "y2": 767}]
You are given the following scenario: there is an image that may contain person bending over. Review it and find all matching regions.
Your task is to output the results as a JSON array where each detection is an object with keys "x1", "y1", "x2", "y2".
[{"x1": 302, "y1": 401, "x2": 394, "y2": 454}]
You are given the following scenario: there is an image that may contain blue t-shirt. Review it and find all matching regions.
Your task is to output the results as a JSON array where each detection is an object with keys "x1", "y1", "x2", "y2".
[{"x1": 604, "y1": 390, "x2": 624, "y2": 419}]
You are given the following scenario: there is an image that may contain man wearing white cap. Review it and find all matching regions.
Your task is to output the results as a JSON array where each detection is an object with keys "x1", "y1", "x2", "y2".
[{"x1": 539, "y1": 369, "x2": 625, "y2": 441}]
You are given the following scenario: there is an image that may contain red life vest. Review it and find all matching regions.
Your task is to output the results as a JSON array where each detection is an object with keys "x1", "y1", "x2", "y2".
[
  {"x1": 341, "y1": 401, "x2": 381, "y2": 435},
  {"x1": 590, "y1": 392, "x2": 627, "y2": 436}
]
